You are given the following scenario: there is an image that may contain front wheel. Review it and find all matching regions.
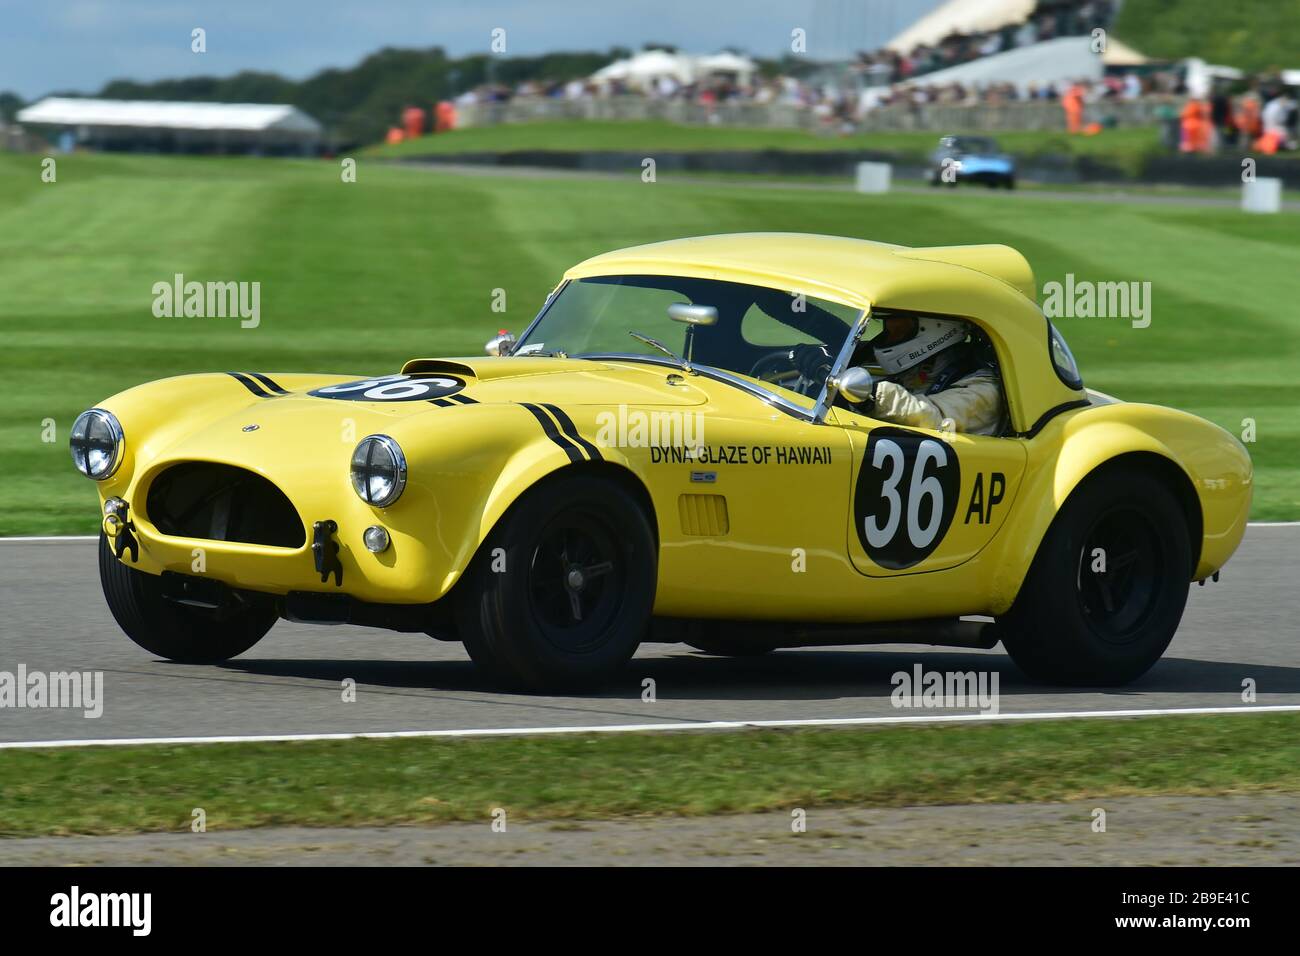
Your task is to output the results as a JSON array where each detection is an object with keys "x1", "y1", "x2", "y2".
[
  {"x1": 456, "y1": 473, "x2": 657, "y2": 691},
  {"x1": 999, "y1": 469, "x2": 1191, "y2": 685},
  {"x1": 98, "y1": 534, "x2": 276, "y2": 663}
]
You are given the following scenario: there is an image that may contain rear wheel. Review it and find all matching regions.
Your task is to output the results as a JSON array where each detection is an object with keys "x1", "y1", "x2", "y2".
[
  {"x1": 98, "y1": 534, "x2": 276, "y2": 663},
  {"x1": 999, "y1": 469, "x2": 1191, "y2": 685},
  {"x1": 457, "y1": 473, "x2": 656, "y2": 691}
]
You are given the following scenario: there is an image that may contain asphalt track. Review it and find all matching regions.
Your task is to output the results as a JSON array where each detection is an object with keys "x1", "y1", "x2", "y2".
[
  {"x1": 403, "y1": 161, "x2": 1300, "y2": 211},
  {"x1": 1, "y1": 527, "x2": 1297, "y2": 746}
]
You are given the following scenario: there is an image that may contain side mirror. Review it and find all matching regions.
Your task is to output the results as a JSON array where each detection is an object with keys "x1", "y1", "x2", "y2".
[
  {"x1": 667, "y1": 303, "x2": 718, "y2": 326},
  {"x1": 485, "y1": 329, "x2": 515, "y2": 356},
  {"x1": 833, "y1": 366, "x2": 875, "y2": 404}
]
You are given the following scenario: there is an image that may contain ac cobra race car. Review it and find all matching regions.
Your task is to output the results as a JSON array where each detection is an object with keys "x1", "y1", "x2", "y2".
[{"x1": 73, "y1": 234, "x2": 1251, "y2": 690}]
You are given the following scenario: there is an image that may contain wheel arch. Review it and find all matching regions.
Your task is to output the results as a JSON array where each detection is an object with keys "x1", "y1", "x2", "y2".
[
  {"x1": 986, "y1": 420, "x2": 1209, "y2": 614},
  {"x1": 1067, "y1": 452, "x2": 1203, "y2": 570},
  {"x1": 443, "y1": 454, "x2": 659, "y2": 600}
]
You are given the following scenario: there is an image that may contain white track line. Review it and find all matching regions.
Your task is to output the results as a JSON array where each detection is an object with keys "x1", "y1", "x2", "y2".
[
  {"x1": 4, "y1": 704, "x2": 1300, "y2": 751},
  {"x1": 3, "y1": 522, "x2": 1297, "y2": 543}
]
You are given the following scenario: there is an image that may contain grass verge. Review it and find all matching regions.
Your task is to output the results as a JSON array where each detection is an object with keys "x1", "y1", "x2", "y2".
[
  {"x1": 365, "y1": 118, "x2": 1167, "y2": 166},
  {"x1": 3, "y1": 713, "x2": 1299, "y2": 838}
]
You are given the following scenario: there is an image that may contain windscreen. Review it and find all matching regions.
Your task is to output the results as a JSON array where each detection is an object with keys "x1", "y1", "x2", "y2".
[{"x1": 516, "y1": 274, "x2": 861, "y2": 396}]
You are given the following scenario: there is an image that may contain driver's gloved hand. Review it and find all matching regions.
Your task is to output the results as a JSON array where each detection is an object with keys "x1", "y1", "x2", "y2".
[{"x1": 791, "y1": 343, "x2": 832, "y2": 381}]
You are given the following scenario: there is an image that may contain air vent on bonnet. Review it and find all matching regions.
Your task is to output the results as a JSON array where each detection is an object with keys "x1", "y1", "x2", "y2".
[{"x1": 401, "y1": 359, "x2": 478, "y2": 377}]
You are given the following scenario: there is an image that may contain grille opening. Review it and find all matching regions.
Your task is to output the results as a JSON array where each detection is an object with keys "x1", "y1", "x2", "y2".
[{"x1": 146, "y1": 462, "x2": 305, "y2": 548}]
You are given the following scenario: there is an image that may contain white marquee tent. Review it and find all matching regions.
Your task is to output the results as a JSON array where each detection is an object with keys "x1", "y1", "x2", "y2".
[
  {"x1": 16, "y1": 98, "x2": 323, "y2": 153},
  {"x1": 887, "y1": 0, "x2": 1036, "y2": 53}
]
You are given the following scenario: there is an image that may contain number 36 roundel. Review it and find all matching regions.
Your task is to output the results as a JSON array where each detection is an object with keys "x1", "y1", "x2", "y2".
[
  {"x1": 308, "y1": 374, "x2": 464, "y2": 402},
  {"x1": 854, "y1": 428, "x2": 961, "y2": 570}
]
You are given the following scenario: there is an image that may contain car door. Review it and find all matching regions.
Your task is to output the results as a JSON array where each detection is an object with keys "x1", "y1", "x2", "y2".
[{"x1": 832, "y1": 406, "x2": 1027, "y2": 576}]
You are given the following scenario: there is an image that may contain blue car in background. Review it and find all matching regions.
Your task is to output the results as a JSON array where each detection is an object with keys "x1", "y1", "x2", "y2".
[{"x1": 929, "y1": 135, "x2": 1016, "y2": 189}]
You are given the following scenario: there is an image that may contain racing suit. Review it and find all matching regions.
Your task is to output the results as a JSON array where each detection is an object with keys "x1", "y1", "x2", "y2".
[
  {"x1": 795, "y1": 342, "x2": 1004, "y2": 436},
  {"x1": 870, "y1": 352, "x2": 1004, "y2": 436}
]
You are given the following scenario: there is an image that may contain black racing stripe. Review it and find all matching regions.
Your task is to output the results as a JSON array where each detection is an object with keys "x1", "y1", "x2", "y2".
[
  {"x1": 448, "y1": 394, "x2": 478, "y2": 405},
  {"x1": 247, "y1": 372, "x2": 289, "y2": 395},
  {"x1": 226, "y1": 372, "x2": 270, "y2": 398},
  {"x1": 1020, "y1": 399, "x2": 1090, "y2": 439},
  {"x1": 540, "y1": 403, "x2": 603, "y2": 461},
  {"x1": 428, "y1": 398, "x2": 455, "y2": 407},
  {"x1": 518, "y1": 403, "x2": 583, "y2": 463}
]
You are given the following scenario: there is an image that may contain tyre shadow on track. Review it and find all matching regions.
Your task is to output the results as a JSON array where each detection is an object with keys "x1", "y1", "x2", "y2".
[{"x1": 214, "y1": 650, "x2": 1300, "y2": 702}]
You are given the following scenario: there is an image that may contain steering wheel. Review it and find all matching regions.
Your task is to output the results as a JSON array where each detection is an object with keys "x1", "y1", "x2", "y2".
[{"x1": 750, "y1": 350, "x2": 813, "y2": 395}]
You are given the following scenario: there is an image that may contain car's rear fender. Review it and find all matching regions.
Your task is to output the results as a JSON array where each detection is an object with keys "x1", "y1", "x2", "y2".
[{"x1": 981, "y1": 404, "x2": 1252, "y2": 613}]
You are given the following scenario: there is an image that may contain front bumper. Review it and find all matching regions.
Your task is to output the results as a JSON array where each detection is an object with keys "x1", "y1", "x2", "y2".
[
  {"x1": 99, "y1": 484, "x2": 463, "y2": 606},
  {"x1": 155, "y1": 569, "x2": 448, "y2": 632}
]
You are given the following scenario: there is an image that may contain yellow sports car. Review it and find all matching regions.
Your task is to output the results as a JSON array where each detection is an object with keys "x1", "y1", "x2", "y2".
[{"x1": 73, "y1": 234, "x2": 1251, "y2": 690}]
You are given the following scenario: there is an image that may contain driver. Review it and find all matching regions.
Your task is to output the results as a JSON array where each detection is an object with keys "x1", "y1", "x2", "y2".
[{"x1": 793, "y1": 316, "x2": 1004, "y2": 436}]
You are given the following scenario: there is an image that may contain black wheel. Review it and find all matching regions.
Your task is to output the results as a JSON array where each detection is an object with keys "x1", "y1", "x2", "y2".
[
  {"x1": 456, "y1": 473, "x2": 656, "y2": 691},
  {"x1": 999, "y1": 468, "x2": 1191, "y2": 685},
  {"x1": 1004, "y1": 176, "x2": 1016, "y2": 190},
  {"x1": 98, "y1": 533, "x2": 276, "y2": 663}
]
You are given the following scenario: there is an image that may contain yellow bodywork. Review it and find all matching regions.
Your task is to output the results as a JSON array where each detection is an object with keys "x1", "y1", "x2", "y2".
[{"x1": 89, "y1": 234, "x2": 1251, "y2": 622}]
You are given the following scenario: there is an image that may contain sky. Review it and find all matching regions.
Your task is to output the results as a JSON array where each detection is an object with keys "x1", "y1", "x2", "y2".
[{"x1": 0, "y1": 0, "x2": 943, "y2": 99}]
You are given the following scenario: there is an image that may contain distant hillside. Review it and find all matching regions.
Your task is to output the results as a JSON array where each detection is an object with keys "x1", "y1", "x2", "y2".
[{"x1": 1114, "y1": 0, "x2": 1300, "y2": 73}]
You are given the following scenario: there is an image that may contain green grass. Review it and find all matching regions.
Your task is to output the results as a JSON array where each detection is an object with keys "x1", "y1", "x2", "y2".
[
  {"x1": 2, "y1": 714, "x2": 1298, "y2": 837},
  {"x1": 366, "y1": 118, "x2": 1167, "y2": 167},
  {"x1": 1, "y1": 150, "x2": 1296, "y2": 534},
  {"x1": 1115, "y1": 0, "x2": 1300, "y2": 75}
]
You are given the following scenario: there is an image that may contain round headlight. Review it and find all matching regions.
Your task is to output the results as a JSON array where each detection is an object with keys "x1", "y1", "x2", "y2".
[
  {"x1": 350, "y1": 435, "x2": 407, "y2": 507},
  {"x1": 70, "y1": 409, "x2": 124, "y2": 480}
]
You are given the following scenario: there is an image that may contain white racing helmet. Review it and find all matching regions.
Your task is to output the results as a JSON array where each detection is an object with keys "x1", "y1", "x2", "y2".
[{"x1": 872, "y1": 316, "x2": 967, "y2": 374}]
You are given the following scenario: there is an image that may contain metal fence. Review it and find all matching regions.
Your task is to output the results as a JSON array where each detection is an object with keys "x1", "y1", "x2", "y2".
[{"x1": 456, "y1": 95, "x2": 1180, "y2": 134}]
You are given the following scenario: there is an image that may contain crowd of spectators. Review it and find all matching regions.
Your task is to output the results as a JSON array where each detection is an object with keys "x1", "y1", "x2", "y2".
[
  {"x1": 855, "y1": 0, "x2": 1116, "y2": 86},
  {"x1": 452, "y1": 0, "x2": 1122, "y2": 114},
  {"x1": 407, "y1": 0, "x2": 1298, "y2": 154}
]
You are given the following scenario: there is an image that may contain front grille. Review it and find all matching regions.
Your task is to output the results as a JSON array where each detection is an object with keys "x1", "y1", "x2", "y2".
[{"x1": 146, "y1": 462, "x2": 305, "y2": 548}]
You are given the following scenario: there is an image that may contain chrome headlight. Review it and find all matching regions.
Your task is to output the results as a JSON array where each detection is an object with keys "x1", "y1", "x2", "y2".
[
  {"x1": 350, "y1": 435, "x2": 407, "y2": 507},
  {"x1": 70, "y1": 409, "x2": 124, "y2": 480}
]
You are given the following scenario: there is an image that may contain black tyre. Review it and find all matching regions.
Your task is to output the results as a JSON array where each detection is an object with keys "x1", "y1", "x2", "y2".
[
  {"x1": 98, "y1": 534, "x2": 276, "y2": 663},
  {"x1": 456, "y1": 473, "x2": 656, "y2": 691},
  {"x1": 1004, "y1": 175, "x2": 1016, "y2": 190},
  {"x1": 999, "y1": 468, "x2": 1191, "y2": 685}
]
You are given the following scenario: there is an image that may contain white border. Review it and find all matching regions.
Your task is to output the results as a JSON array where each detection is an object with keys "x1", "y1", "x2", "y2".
[{"x1": 4, "y1": 704, "x2": 1300, "y2": 751}]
